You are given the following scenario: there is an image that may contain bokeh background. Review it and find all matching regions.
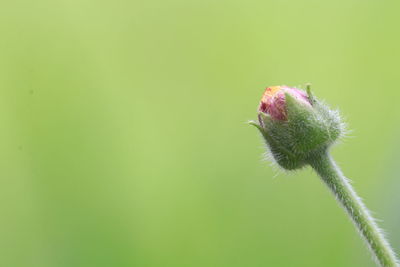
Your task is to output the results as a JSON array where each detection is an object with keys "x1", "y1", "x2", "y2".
[{"x1": 1, "y1": 0, "x2": 400, "y2": 266}]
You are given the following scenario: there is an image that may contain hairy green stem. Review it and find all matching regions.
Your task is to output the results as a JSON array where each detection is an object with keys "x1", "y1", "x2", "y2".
[{"x1": 308, "y1": 150, "x2": 399, "y2": 267}]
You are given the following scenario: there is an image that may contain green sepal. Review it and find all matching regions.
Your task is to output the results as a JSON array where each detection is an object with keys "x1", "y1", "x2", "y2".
[
  {"x1": 285, "y1": 92, "x2": 336, "y2": 153},
  {"x1": 250, "y1": 116, "x2": 307, "y2": 170},
  {"x1": 248, "y1": 120, "x2": 264, "y2": 133},
  {"x1": 306, "y1": 84, "x2": 316, "y2": 105}
]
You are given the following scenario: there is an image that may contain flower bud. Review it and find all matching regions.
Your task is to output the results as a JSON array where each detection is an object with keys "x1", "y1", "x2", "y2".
[{"x1": 250, "y1": 85, "x2": 343, "y2": 170}]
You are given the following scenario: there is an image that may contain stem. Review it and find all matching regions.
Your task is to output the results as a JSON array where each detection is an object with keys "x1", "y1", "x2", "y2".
[{"x1": 308, "y1": 150, "x2": 399, "y2": 267}]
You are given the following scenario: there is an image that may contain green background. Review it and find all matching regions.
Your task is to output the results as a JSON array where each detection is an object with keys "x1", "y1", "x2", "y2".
[{"x1": 1, "y1": 0, "x2": 399, "y2": 266}]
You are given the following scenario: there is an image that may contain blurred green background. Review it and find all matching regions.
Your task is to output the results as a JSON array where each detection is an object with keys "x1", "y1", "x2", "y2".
[{"x1": 1, "y1": 0, "x2": 400, "y2": 266}]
